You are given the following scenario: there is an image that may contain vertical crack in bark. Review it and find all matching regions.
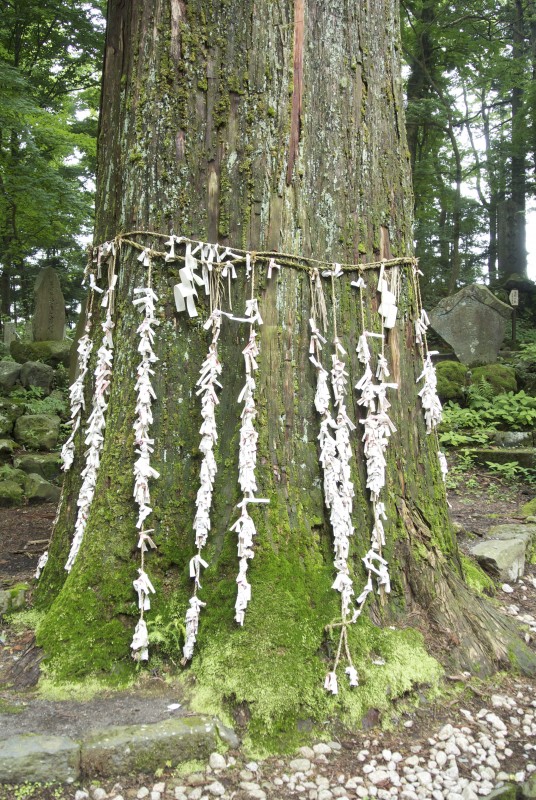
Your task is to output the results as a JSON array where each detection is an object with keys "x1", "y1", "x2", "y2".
[
  {"x1": 170, "y1": 0, "x2": 185, "y2": 64},
  {"x1": 286, "y1": 0, "x2": 304, "y2": 186}
]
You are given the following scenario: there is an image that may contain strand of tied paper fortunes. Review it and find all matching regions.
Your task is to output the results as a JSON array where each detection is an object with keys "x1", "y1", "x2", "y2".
[
  {"x1": 349, "y1": 267, "x2": 397, "y2": 627},
  {"x1": 182, "y1": 270, "x2": 224, "y2": 663},
  {"x1": 309, "y1": 267, "x2": 359, "y2": 695},
  {"x1": 410, "y1": 264, "x2": 447, "y2": 481},
  {"x1": 230, "y1": 260, "x2": 270, "y2": 627},
  {"x1": 61, "y1": 291, "x2": 95, "y2": 472},
  {"x1": 64, "y1": 254, "x2": 118, "y2": 573},
  {"x1": 130, "y1": 251, "x2": 160, "y2": 662}
]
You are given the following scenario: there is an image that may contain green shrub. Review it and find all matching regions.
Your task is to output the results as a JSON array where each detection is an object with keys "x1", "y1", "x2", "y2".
[
  {"x1": 436, "y1": 360, "x2": 468, "y2": 402},
  {"x1": 471, "y1": 364, "x2": 517, "y2": 395}
]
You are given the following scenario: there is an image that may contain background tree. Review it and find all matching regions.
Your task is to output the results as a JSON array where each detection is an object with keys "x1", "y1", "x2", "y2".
[
  {"x1": 0, "y1": 0, "x2": 104, "y2": 325},
  {"x1": 35, "y1": 0, "x2": 535, "y2": 751},
  {"x1": 402, "y1": 0, "x2": 536, "y2": 301}
]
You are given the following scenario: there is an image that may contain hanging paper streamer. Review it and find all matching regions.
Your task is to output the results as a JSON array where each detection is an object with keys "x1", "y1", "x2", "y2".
[
  {"x1": 64, "y1": 262, "x2": 118, "y2": 573},
  {"x1": 61, "y1": 311, "x2": 94, "y2": 471},
  {"x1": 411, "y1": 263, "x2": 447, "y2": 481},
  {"x1": 130, "y1": 276, "x2": 160, "y2": 662},
  {"x1": 417, "y1": 352, "x2": 443, "y2": 434},
  {"x1": 311, "y1": 268, "x2": 359, "y2": 692},
  {"x1": 182, "y1": 309, "x2": 223, "y2": 662},
  {"x1": 230, "y1": 284, "x2": 269, "y2": 627},
  {"x1": 35, "y1": 550, "x2": 48, "y2": 579},
  {"x1": 350, "y1": 265, "x2": 398, "y2": 627}
]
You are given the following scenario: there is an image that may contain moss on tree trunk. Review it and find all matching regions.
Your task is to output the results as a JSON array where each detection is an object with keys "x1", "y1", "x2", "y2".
[{"x1": 35, "y1": 0, "x2": 536, "y2": 752}]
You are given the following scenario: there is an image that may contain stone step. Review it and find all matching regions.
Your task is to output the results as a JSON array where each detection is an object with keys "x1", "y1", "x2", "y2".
[
  {"x1": 0, "y1": 715, "x2": 238, "y2": 785},
  {"x1": 466, "y1": 448, "x2": 536, "y2": 470}
]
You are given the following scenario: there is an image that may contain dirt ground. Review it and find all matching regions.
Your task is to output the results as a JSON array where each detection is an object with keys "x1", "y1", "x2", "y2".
[{"x1": 0, "y1": 466, "x2": 535, "y2": 799}]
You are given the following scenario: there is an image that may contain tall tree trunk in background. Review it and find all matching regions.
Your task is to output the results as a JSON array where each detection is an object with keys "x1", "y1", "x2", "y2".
[
  {"x1": 36, "y1": 0, "x2": 535, "y2": 749},
  {"x1": 508, "y1": 0, "x2": 528, "y2": 278}
]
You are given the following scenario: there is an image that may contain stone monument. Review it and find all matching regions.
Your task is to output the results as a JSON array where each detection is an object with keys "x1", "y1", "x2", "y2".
[
  {"x1": 429, "y1": 284, "x2": 511, "y2": 367},
  {"x1": 32, "y1": 267, "x2": 65, "y2": 342}
]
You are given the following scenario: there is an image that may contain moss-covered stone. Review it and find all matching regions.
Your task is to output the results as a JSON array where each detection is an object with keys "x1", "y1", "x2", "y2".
[
  {"x1": 0, "y1": 479, "x2": 24, "y2": 506},
  {"x1": 0, "y1": 360, "x2": 22, "y2": 392},
  {"x1": 436, "y1": 360, "x2": 468, "y2": 402},
  {"x1": 13, "y1": 452, "x2": 62, "y2": 482},
  {"x1": 471, "y1": 364, "x2": 517, "y2": 395},
  {"x1": 14, "y1": 414, "x2": 60, "y2": 451},
  {"x1": 0, "y1": 397, "x2": 25, "y2": 437},
  {"x1": 0, "y1": 464, "x2": 27, "y2": 486},
  {"x1": 521, "y1": 498, "x2": 536, "y2": 518},
  {"x1": 0, "y1": 583, "x2": 30, "y2": 615},
  {"x1": 0, "y1": 438, "x2": 16, "y2": 460},
  {"x1": 10, "y1": 339, "x2": 71, "y2": 369},
  {"x1": 460, "y1": 554, "x2": 496, "y2": 596},
  {"x1": 24, "y1": 473, "x2": 61, "y2": 504}
]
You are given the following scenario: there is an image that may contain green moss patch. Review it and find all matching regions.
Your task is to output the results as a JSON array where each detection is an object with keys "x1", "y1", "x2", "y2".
[
  {"x1": 471, "y1": 364, "x2": 517, "y2": 395},
  {"x1": 436, "y1": 361, "x2": 468, "y2": 402},
  {"x1": 460, "y1": 554, "x2": 495, "y2": 596}
]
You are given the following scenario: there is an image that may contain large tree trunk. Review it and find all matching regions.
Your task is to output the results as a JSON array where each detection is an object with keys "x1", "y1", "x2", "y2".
[{"x1": 36, "y1": 0, "x2": 535, "y2": 750}]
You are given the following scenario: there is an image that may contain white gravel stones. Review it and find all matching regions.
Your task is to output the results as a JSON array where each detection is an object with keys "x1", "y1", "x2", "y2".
[
  {"x1": 75, "y1": 792, "x2": 90, "y2": 800},
  {"x1": 137, "y1": 790, "x2": 149, "y2": 800},
  {"x1": 209, "y1": 753, "x2": 227, "y2": 771}
]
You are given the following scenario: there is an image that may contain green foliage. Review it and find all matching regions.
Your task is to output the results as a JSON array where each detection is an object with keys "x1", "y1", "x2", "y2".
[
  {"x1": 440, "y1": 392, "x2": 536, "y2": 450},
  {"x1": 0, "y1": 1, "x2": 105, "y2": 321},
  {"x1": 485, "y1": 461, "x2": 536, "y2": 484},
  {"x1": 10, "y1": 386, "x2": 68, "y2": 418},
  {"x1": 471, "y1": 364, "x2": 517, "y2": 396},
  {"x1": 435, "y1": 360, "x2": 468, "y2": 401}
]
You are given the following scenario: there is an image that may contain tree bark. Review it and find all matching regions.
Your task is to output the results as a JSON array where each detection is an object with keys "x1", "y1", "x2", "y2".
[{"x1": 35, "y1": 0, "x2": 535, "y2": 749}]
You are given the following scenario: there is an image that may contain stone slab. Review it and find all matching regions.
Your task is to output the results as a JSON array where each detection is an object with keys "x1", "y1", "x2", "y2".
[
  {"x1": 0, "y1": 734, "x2": 80, "y2": 784},
  {"x1": 32, "y1": 266, "x2": 65, "y2": 342},
  {"x1": 429, "y1": 284, "x2": 511, "y2": 366},
  {"x1": 489, "y1": 524, "x2": 536, "y2": 546},
  {"x1": 470, "y1": 538, "x2": 526, "y2": 581},
  {"x1": 80, "y1": 716, "x2": 219, "y2": 776}
]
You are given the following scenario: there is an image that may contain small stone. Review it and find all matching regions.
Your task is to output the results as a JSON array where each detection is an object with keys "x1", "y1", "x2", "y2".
[
  {"x1": 290, "y1": 758, "x2": 312, "y2": 772},
  {"x1": 300, "y1": 746, "x2": 315, "y2": 759},
  {"x1": 438, "y1": 724, "x2": 455, "y2": 740},
  {"x1": 93, "y1": 791, "x2": 108, "y2": 800},
  {"x1": 245, "y1": 762, "x2": 258, "y2": 772},
  {"x1": 240, "y1": 771, "x2": 254, "y2": 782},
  {"x1": 75, "y1": 792, "x2": 90, "y2": 800},
  {"x1": 207, "y1": 782, "x2": 225, "y2": 797},
  {"x1": 369, "y1": 769, "x2": 389, "y2": 785},
  {"x1": 502, "y1": 584, "x2": 514, "y2": 593},
  {"x1": 189, "y1": 789, "x2": 203, "y2": 800},
  {"x1": 313, "y1": 743, "x2": 332, "y2": 755},
  {"x1": 317, "y1": 791, "x2": 333, "y2": 800},
  {"x1": 404, "y1": 721, "x2": 414, "y2": 728},
  {"x1": 209, "y1": 753, "x2": 227, "y2": 771},
  {"x1": 435, "y1": 751, "x2": 447, "y2": 768},
  {"x1": 328, "y1": 742, "x2": 342, "y2": 751},
  {"x1": 152, "y1": 785, "x2": 165, "y2": 794},
  {"x1": 137, "y1": 791, "x2": 150, "y2": 800}
]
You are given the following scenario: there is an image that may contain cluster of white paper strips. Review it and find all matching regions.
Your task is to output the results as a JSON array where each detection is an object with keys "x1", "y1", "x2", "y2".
[
  {"x1": 412, "y1": 267, "x2": 447, "y2": 480},
  {"x1": 230, "y1": 298, "x2": 269, "y2": 627},
  {"x1": 49, "y1": 233, "x2": 449, "y2": 678},
  {"x1": 63, "y1": 264, "x2": 118, "y2": 573},
  {"x1": 130, "y1": 265, "x2": 160, "y2": 661},
  {"x1": 182, "y1": 309, "x2": 223, "y2": 662}
]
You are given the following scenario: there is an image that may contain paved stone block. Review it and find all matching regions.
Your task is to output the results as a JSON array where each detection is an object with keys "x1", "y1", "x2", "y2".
[
  {"x1": 0, "y1": 734, "x2": 80, "y2": 783},
  {"x1": 81, "y1": 716, "x2": 218, "y2": 776}
]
